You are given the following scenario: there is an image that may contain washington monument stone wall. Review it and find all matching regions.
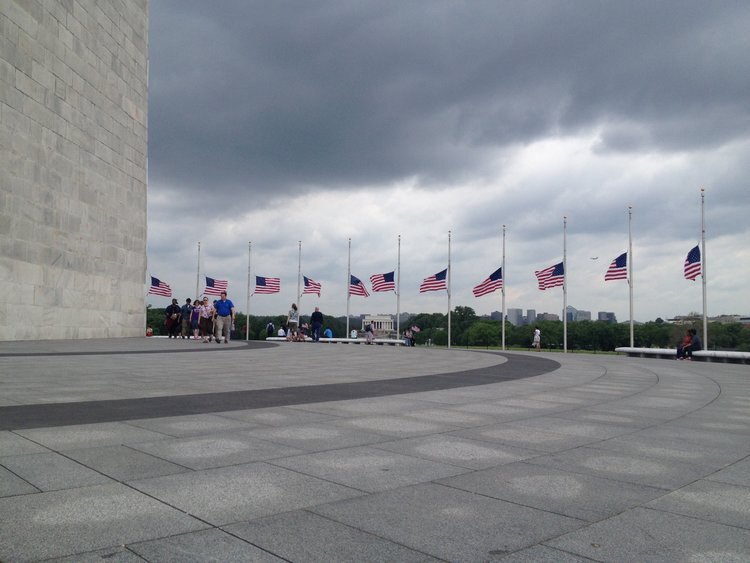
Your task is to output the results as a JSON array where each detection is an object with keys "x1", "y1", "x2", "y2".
[{"x1": 0, "y1": 1, "x2": 148, "y2": 340}]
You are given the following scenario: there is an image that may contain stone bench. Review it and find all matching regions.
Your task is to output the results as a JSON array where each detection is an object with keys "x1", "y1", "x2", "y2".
[
  {"x1": 266, "y1": 337, "x2": 403, "y2": 346},
  {"x1": 615, "y1": 347, "x2": 750, "y2": 364}
]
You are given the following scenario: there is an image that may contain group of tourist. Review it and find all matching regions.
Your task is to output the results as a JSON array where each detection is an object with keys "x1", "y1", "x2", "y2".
[
  {"x1": 275, "y1": 303, "x2": 332, "y2": 342},
  {"x1": 163, "y1": 292, "x2": 235, "y2": 344}
]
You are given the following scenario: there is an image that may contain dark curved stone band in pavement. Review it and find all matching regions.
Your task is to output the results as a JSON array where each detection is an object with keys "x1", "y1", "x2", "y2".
[{"x1": 0, "y1": 353, "x2": 559, "y2": 431}]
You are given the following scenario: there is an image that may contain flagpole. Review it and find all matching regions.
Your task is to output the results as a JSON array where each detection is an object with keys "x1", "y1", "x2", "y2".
[
  {"x1": 502, "y1": 225, "x2": 506, "y2": 351},
  {"x1": 346, "y1": 238, "x2": 351, "y2": 337},
  {"x1": 246, "y1": 242, "x2": 251, "y2": 341},
  {"x1": 396, "y1": 234, "x2": 401, "y2": 340},
  {"x1": 447, "y1": 230, "x2": 452, "y2": 349},
  {"x1": 563, "y1": 216, "x2": 567, "y2": 353},
  {"x1": 626, "y1": 207, "x2": 633, "y2": 346},
  {"x1": 701, "y1": 188, "x2": 708, "y2": 348},
  {"x1": 195, "y1": 241, "x2": 201, "y2": 298},
  {"x1": 297, "y1": 241, "x2": 302, "y2": 307}
]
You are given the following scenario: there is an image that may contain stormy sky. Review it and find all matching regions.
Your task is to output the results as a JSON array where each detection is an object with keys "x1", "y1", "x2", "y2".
[{"x1": 146, "y1": 0, "x2": 750, "y2": 322}]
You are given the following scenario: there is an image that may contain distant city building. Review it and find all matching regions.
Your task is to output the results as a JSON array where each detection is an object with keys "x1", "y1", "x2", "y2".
[
  {"x1": 567, "y1": 306, "x2": 591, "y2": 322},
  {"x1": 669, "y1": 313, "x2": 747, "y2": 325},
  {"x1": 598, "y1": 312, "x2": 617, "y2": 323},
  {"x1": 490, "y1": 310, "x2": 503, "y2": 321},
  {"x1": 537, "y1": 312, "x2": 560, "y2": 321},
  {"x1": 526, "y1": 309, "x2": 536, "y2": 325},
  {"x1": 506, "y1": 308, "x2": 523, "y2": 326},
  {"x1": 361, "y1": 315, "x2": 394, "y2": 333}
]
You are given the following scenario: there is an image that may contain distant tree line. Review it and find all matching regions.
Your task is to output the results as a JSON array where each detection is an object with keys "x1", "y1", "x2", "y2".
[{"x1": 146, "y1": 305, "x2": 750, "y2": 351}]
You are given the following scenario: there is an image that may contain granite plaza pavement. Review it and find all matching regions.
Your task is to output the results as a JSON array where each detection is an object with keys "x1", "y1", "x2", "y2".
[{"x1": 0, "y1": 339, "x2": 749, "y2": 562}]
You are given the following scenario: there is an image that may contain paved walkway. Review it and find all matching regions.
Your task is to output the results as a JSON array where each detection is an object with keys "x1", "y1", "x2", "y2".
[{"x1": 0, "y1": 339, "x2": 748, "y2": 562}]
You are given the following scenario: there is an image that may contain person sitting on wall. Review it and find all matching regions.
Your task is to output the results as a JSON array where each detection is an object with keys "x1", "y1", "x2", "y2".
[
  {"x1": 683, "y1": 328, "x2": 703, "y2": 360},
  {"x1": 676, "y1": 329, "x2": 693, "y2": 359}
]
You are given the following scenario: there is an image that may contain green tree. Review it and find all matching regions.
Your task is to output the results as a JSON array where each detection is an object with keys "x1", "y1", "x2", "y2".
[
  {"x1": 451, "y1": 306, "x2": 478, "y2": 346},
  {"x1": 146, "y1": 305, "x2": 166, "y2": 336},
  {"x1": 467, "y1": 321, "x2": 500, "y2": 347}
]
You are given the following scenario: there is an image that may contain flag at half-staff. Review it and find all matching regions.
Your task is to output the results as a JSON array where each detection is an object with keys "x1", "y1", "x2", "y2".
[
  {"x1": 204, "y1": 276, "x2": 228, "y2": 296},
  {"x1": 255, "y1": 276, "x2": 280, "y2": 294},
  {"x1": 684, "y1": 245, "x2": 701, "y2": 280},
  {"x1": 535, "y1": 262, "x2": 564, "y2": 290},
  {"x1": 472, "y1": 267, "x2": 503, "y2": 297},
  {"x1": 148, "y1": 276, "x2": 172, "y2": 297},
  {"x1": 419, "y1": 269, "x2": 447, "y2": 293},
  {"x1": 604, "y1": 253, "x2": 628, "y2": 281},
  {"x1": 349, "y1": 275, "x2": 370, "y2": 297},
  {"x1": 370, "y1": 271, "x2": 395, "y2": 292},
  {"x1": 303, "y1": 275, "x2": 321, "y2": 297}
]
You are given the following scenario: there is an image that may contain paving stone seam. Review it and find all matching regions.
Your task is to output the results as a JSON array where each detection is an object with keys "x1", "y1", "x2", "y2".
[{"x1": 431, "y1": 479, "x2": 596, "y2": 523}]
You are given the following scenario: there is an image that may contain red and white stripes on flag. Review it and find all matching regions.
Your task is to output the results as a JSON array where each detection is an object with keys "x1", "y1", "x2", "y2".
[
  {"x1": 255, "y1": 276, "x2": 280, "y2": 294},
  {"x1": 472, "y1": 267, "x2": 503, "y2": 297},
  {"x1": 204, "y1": 276, "x2": 228, "y2": 296},
  {"x1": 148, "y1": 276, "x2": 172, "y2": 297},
  {"x1": 604, "y1": 252, "x2": 628, "y2": 281},
  {"x1": 419, "y1": 269, "x2": 447, "y2": 293},
  {"x1": 370, "y1": 271, "x2": 396, "y2": 292},
  {"x1": 349, "y1": 275, "x2": 370, "y2": 297},
  {"x1": 684, "y1": 245, "x2": 701, "y2": 280},
  {"x1": 303, "y1": 276, "x2": 321, "y2": 297},
  {"x1": 535, "y1": 262, "x2": 564, "y2": 290}
]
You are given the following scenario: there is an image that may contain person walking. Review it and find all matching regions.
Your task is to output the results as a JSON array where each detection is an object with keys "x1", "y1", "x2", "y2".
[
  {"x1": 213, "y1": 291, "x2": 235, "y2": 344},
  {"x1": 198, "y1": 297, "x2": 215, "y2": 343},
  {"x1": 287, "y1": 303, "x2": 299, "y2": 340},
  {"x1": 310, "y1": 307, "x2": 324, "y2": 342},
  {"x1": 190, "y1": 298, "x2": 201, "y2": 339},
  {"x1": 533, "y1": 327, "x2": 541, "y2": 351},
  {"x1": 180, "y1": 298, "x2": 193, "y2": 339}
]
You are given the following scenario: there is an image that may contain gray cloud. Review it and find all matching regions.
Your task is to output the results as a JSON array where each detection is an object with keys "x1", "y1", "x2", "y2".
[{"x1": 149, "y1": 1, "x2": 750, "y2": 204}]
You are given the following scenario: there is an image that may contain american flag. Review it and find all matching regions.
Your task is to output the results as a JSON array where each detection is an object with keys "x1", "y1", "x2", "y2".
[
  {"x1": 535, "y1": 262, "x2": 565, "y2": 290},
  {"x1": 303, "y1": 275, "x2": 321, "y2": 297},
  {"x1": 148, "y1": 276, "x2": 172, "y2": 297},
  {"x1": 204, "y1": 276, "x2": 228, "y2": 296},
  {"x1": 349, "y1": 275, "x2": 370, "y2": 297},
  {"x1": 605, "y1": 252, "x2": 628, "y2": 281},
  {"x1": 370, "y1": 271, "x2": 395, "y2": 292},
  {"x1": 684, "y1": 245, "x2": 701, "y2": 280},
  {"x1": 472, "y1": 267, "x2": 503, "y2": 297},
  {"x1": 420, "y1": 269, "x2": 447, "y2": 293},
  {"x1": 255, "y1": 276, "x2": 280, "y2": 294}
]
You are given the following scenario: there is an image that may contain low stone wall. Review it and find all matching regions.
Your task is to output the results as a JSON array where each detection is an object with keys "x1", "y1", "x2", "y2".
[{"x1": 615, "y1": 347, "x2": 750, "y2": 364}]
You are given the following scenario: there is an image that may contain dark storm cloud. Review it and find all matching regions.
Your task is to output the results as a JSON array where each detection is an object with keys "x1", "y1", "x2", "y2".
[{"x1": 149, "y1": 1, "x2": 750, "y2": 201}]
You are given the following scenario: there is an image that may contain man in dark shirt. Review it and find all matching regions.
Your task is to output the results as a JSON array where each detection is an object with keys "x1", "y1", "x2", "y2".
[
  {"x1": 180, "y1": 298, "x2": 193, "y2": 339},
  {"x1": 310, "y1": 307, "x2": 324, "y2": 342},
  {"x1": 684, "y1": 328, "x2": 703, "y2": 360},
  {"x1": 165, "y1": 298, "x2": 181, "y2": 339}
]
